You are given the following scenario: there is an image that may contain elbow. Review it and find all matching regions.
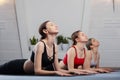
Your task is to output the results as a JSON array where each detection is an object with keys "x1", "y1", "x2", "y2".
[
  {"x1": 34, "y1": 68, "x2": 42, "y2": 75},
  {"x1": 34, "y1": 69, "x2": 39, "y2": 75}
]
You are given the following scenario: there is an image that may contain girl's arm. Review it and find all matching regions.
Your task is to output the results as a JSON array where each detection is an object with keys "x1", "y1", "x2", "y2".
[
  {"x1": 53, "y1": 44, "x2": 71, "y2": 74},
  {"x1": 96, "y1": 53, "x2": 100, "y2": 68},
  {"x1": 83, "y1": 50, "x2": 92, "y2": 69},
  {"x1": 83, "y1": 50, "x2": 98, "y2": 73},
  {"x1": 96, "y1": 53, "x2": 112, "y2": 72},
  {"x1": 53, "y1": 43, "x2": 60, "y2": 71},
  {"x1": 67, "y1": 48, "x2": 76, "y2": 71}
]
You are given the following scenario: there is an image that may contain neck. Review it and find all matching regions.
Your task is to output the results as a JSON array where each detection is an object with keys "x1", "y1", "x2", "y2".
[
  {"x1": 92, "y1": 47, "x2": 98, "y2": 54},
  {"x1": 44, "y1": 34, "x2": 56, "y2": 47},
  {"x1": 75, "y1": 43, "x2": 85, "y2": 51}
]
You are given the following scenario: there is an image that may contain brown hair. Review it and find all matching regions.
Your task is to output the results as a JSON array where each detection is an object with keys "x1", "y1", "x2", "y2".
[
  {"x1": 71, "y1": 30, "x2": 81, "y2": 45},
  {"x1": 39, "y1": 20, "x2": 50, "y2": 40},
  {"x1": 86, "y1": 38, "x2": 93, "y2": 50}
]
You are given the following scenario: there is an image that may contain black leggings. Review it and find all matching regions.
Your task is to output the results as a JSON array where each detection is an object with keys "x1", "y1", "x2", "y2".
[
  {"x1": 0, "y1": 59, "x2": 27, "y2": 75},
  {"x1": 0, "y1": 58, "x2": 62, "y2": 75}
]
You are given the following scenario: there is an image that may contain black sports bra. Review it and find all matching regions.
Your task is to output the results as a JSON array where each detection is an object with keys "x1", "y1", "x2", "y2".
[{"x1": 30, "y1": 41, "x2": 55, "y2": 67}]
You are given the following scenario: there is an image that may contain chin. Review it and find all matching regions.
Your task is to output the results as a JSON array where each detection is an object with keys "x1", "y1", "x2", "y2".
[
  {"x1": 97, "y1": 45, "x2": 100, "y2": 47},
  {"x1": 82, "y1": 41, "x2": 88, "y2": 43},
  {"x1": 54, "y1": 31, "x2": 59, "y2": 34},
  {"x1": 53, "y1": 30, "x2": 58, "y2": 33},
  {"x1": 85, "y1": 39, "x2": 88, "y2": 42},
  {"x1": 49, "y1": 31, "x2": 58, "y2": 34}
]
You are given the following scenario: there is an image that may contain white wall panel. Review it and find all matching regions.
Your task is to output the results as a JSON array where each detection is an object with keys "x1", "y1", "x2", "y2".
[
  {"x1": 88, "y1": 0, "x2": 120, "y2": 67},
  {"x1": 0, "y1": 0, "x2": 22, "y2": 64}
]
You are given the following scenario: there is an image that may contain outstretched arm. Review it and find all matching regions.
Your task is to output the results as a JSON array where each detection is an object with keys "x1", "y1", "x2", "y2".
[
  {"x1": 53, "y1": 44, "x2": 71, "y2": 75},
  {"x1": 83, "y1": 50, "x2": 92, "y2": 69}
]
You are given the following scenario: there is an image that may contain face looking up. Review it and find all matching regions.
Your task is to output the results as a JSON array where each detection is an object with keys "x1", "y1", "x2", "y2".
[
  {"x1": 76, "y1": 32, "x2": 88, "y2": 43},
  {"x1": 45, "y1": 21, "x2": 59, "y2": 34},
  {"x1": 91, "y1": 38, "x2": 100, "y2": 47}
]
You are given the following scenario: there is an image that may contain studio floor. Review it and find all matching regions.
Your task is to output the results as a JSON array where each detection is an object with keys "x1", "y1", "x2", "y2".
[{"x1": 0, "y1": 70, "x2": 120, "y2": 80}]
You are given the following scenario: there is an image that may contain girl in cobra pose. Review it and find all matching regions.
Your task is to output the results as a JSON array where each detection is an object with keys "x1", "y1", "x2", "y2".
[
  {"x1": 85, "y1": 38, "x2": 113, "y2": 73},
  {"x1": 0, "y1": 20, "x2": 71, "y2": 76},
  {"x1": 59, "y1": 30, "x2": 97, "y2": 75}
]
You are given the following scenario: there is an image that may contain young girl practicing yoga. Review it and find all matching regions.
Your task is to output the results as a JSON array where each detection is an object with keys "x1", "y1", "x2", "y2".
[
  {"x1": 59, "y1": 30, "x2": 97, "y2": 75},
  {"x1": 85, "y1": 38, "x2": 113, "y2": 73},
  {"x1": 0, "y1": 20, "x2": 71, "y2": 76}
]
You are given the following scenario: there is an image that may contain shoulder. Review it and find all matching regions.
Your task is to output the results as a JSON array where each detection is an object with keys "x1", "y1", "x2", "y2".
[
  {"x1": 54, "y1": 43, "x2": 58, "y2": 48},
  {"x1": 67, "y1": 47, "x2": 76, "y2": 56},
  {"x1": 36, "y1": 41, "x2": 44, "y2": 48},
  {"x1": 85, "y1": 50, "x2": 92, "y2": 58},
  {"x1": 53, "y1": 43, "x2": 58, "y2": 50},
  {"x1": 53, "y1": 43, "x2": 58, "y2": 53},
  {"x1": 86, "y1": 50, "x2": 91, "y2": 55},
  {"x1": 34, "y1": 41, "x2": 45, "y2": 53}
]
